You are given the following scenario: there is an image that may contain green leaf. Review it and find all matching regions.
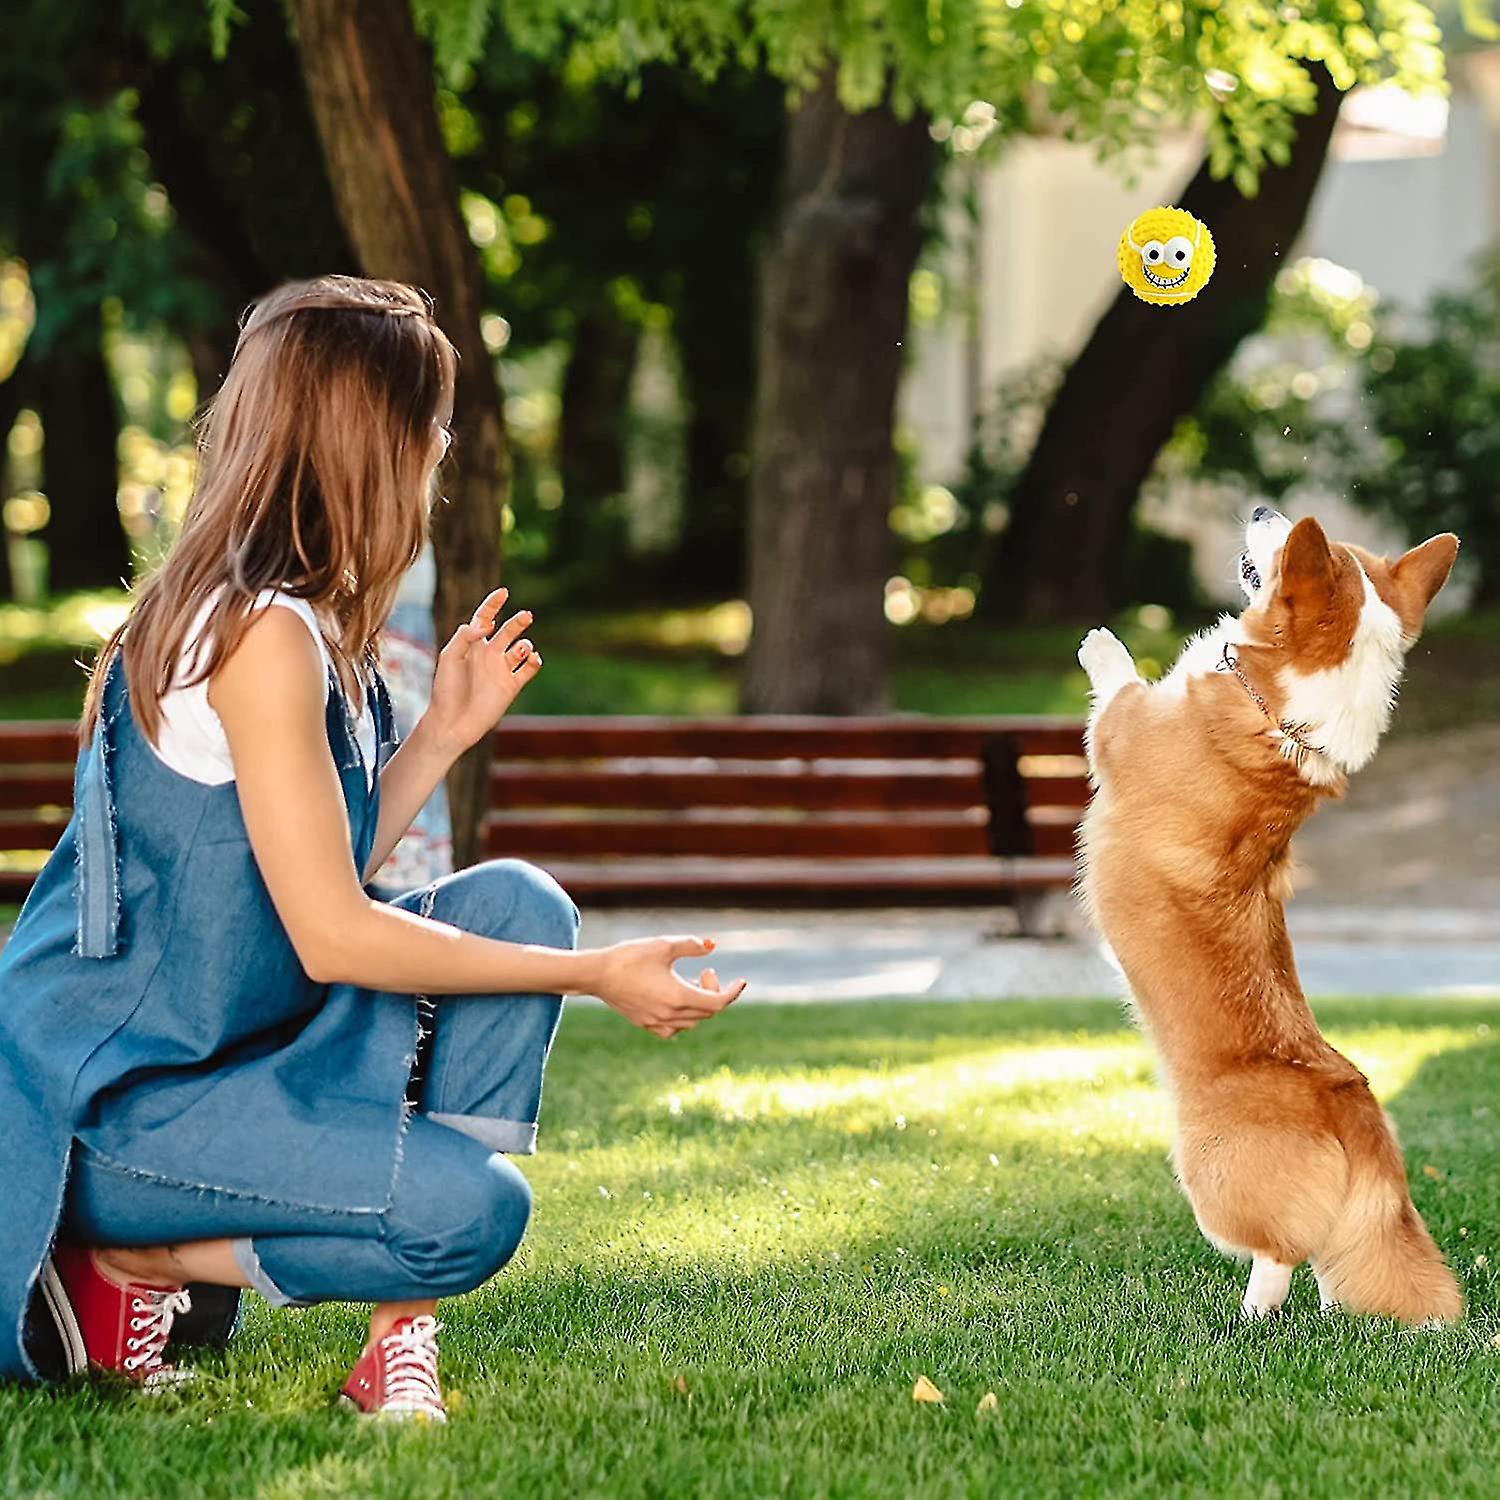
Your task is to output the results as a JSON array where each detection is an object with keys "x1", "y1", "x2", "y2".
[
  {"x1": 1460, "y1": 0, "x2": 1500, "y2": 39},
  {"x1": 205, "y1": 0, "x2": 244, "y2": 59}
]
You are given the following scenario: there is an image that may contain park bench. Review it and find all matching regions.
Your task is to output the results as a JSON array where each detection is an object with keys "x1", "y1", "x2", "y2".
[{"x1": 0, "y1": 715, "x2": 1088, "y2": 928}]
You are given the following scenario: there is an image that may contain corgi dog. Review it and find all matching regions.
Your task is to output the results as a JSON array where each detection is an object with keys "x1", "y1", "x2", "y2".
[{"x1": 1075, "y1": 508, "x2": 1462, "y2": 1324}]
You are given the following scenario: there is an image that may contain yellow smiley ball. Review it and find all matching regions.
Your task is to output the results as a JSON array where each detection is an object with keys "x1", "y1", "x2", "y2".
[{"x1": 1116, "y1": 206, "x2": 1216, "y2": 306}]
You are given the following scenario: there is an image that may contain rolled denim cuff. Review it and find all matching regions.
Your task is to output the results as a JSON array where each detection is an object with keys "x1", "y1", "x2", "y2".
[
  {"x1": 232, "y1": 1237, "x2": 311, "y2": 1309},
  {"x1": 426, "y1": 1112, "x2": 538, "y2": 1156}
]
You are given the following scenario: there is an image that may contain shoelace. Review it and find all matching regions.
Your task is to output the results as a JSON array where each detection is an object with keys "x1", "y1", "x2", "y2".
[
  {"x1": 380, "y1": 1315, "x2": 444, "y2": 1411},
  {"x1": 122, "y1": 1286, "x2": 193, "y2": 1377}
]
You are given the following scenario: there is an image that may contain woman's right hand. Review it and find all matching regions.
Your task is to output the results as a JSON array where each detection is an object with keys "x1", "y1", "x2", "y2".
[{"x1": 591, "y1": 936, "x2": 746, "y2": 1038}]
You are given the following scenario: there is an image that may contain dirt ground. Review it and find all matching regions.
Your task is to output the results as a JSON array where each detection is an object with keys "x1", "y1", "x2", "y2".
[{"x1": 1291, "y1": 723, "x2": 1500, "y2": 914}]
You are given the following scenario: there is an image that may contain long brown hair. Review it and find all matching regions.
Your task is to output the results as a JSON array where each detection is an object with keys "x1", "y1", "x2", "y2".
[{"x1": 80, "y1": 275, "x2": 458, "y2": 747}]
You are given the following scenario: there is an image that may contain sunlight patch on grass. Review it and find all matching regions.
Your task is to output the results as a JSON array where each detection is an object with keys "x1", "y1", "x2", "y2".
[
  {"x1": 1334, "y1": 1023, "x2": 1490, "y2": 1097},
  {"x1": 522, "y1": 1017, "x2": 1494, "y2": 1282},
  {"x1": 651, "y1": 1040, "x2": 1150, "y2": 1124}
]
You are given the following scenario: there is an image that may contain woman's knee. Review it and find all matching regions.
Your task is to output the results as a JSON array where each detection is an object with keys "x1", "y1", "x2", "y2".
[
  {"x1": 463, "y1": 1153, "x2": 532, "y2": 1283},
  {"x1": 386, "y1": 1151, "x2": 532, "y2": 1296},
  {"x1": 458, "y1": 859, "x2": 580, "y2": 951}
]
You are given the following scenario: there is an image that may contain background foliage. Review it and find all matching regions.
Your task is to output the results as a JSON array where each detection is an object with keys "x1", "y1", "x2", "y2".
[{"x1": 1172, "y1": 250, "x2": 1500, "y2": 601}]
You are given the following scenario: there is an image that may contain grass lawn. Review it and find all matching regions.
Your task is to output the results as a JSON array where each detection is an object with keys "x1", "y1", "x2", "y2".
[{"x1": 3, "y1": 997, "x2": 1497, "y2": 1498}]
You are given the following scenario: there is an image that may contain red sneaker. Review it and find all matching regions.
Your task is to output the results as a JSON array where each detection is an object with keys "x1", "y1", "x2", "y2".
[
  {"x1": 341, "y1": 1315, "x2": 447, "y2": 1423},
  {"x1": 50, "y1": 1243, "x2": 194, "y2": 1388}
]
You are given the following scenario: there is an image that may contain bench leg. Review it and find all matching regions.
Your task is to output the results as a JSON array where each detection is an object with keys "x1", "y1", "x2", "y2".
[{"x1": 1013, "y1": 888, "x2": 1077, "y2": 938}]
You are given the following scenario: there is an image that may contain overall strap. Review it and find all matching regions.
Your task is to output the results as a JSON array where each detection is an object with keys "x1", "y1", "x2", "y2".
[
  {"x1": 325, "y1": 663, "x2": 366, "y2": 771},
  {"x1": 370, "y1": 662, "x2": 401, "y2": 773},
  {"x1": 75, "y1": 656, "x2": 125, "y2": 958}
]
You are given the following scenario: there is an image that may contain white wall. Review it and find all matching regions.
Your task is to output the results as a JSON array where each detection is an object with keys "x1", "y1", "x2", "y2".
[
  {"x1": 900, "y1": 132, "x2": 1202, "y2": 480},
  {"x1": 1301, "y1": 91, "x2": 1492, "y2": 319}
]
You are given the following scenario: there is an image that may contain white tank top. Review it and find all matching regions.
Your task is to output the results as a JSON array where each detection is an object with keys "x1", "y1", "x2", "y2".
[{"x1": 150, "y1": 587, "x2": 377, "y2": 788}]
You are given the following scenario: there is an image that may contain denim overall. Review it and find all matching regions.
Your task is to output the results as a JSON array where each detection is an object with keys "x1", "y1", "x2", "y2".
[{"x1": 0, "y1": 648, "x2": 575, "y2": 1383}]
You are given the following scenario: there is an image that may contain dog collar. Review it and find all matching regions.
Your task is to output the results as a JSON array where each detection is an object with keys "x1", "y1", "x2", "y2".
[{"x1": 1215, "y1": 642, "x2": 1322, "y2": 768}]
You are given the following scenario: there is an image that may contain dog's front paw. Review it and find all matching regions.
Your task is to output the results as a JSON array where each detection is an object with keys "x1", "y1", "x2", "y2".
[{"x1": 1078, "y1": 627, "x2": 1136, "y2": 693}]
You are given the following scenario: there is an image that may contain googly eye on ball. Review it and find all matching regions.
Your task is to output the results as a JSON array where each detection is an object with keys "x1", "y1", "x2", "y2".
[{"x1": 1116, "y1": 206, "x2": 1216, "y2": 306}]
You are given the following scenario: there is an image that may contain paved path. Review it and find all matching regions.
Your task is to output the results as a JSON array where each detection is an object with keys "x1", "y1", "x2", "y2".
[
  {"x1": 578, "y1": 904, "x2": 1500, "y2": 1003},
  {"x1": 3, "y1": 906, "x2": 1491, "y2": 1003}
]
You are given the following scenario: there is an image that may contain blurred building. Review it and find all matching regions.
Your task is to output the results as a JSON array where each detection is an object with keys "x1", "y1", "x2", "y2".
[{"x1": 901, "y1": 49, "x2": 1500, "y2": 607}]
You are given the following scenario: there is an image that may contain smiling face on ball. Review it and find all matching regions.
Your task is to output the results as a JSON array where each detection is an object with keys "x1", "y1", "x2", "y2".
[{"x1": 1117, "y1": 207, "x2": 1216, "y2": 306}]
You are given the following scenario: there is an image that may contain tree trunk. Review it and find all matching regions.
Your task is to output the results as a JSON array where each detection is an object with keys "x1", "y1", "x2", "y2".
[
  {"x1": 982, "y1": 64, "x2": 1344, "y2": 623},
  {"x1": 133, "y1": 59, "x2": 276, "y2": 303},
  {"x1": 0, "y1": 344, "x2": 32, "y2": 601},
  {"x1": 288, "y1": 0, "x2": 506, "y2": 866},
  {"x1": 37, "y1": 333, "x2": 131, "y2": 593},
  {"x1": 134, "y1": 58, "x2": 277, "y2": 399},
  {"x1": 133, "y1": 25, "x2": 360, "y2": 394},
  {"x1": 554, "y1": 305, "x2": 637, "y2": 584},
  {"x1": 667, "y1": 229, "x2": 760, "y2": 599},
  {"x1": 742, "y1": 78, "x2": 936, "y2": 713}
]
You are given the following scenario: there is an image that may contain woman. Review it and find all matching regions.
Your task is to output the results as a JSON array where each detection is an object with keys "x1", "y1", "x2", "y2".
[{"x1": 0, "y1": 276, "x2": 743, "y2": 1420}]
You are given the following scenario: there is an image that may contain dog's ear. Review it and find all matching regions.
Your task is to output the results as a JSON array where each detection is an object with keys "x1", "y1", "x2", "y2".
[
  {"x1": 1393, "y1": 533, "x2": 1459, "y2": 613},
  {"x1": 1278, "y1": 516, "x2": 1334, "y2": 604}
]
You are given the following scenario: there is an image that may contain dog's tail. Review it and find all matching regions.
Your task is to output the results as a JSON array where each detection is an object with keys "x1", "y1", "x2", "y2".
[{"x1": 1317, "y1": 1091, "x2": 1463, "y2": 1325}]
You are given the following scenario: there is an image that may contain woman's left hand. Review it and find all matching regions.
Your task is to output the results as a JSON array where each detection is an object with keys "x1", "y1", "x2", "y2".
[{"x1": 424, "y1": 588, "x2": 542, "y2": 754}]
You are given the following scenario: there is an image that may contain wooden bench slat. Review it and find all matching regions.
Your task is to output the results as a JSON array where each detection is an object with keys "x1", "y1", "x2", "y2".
[
  {"x1": 526, "y1": 855, "x2": 1079, "y2": 901},
  {"x1": 0, "y1": 869, "x2": 38, "y2": 901},
  {"x1": 484, "y1": 812, "x2": 992, "y2": 860},
  {"x1": 0, "y1": 812, "x2": 71, "y2": 848},
  {"x1": 1026, "y1": 804, "x2": 1085, "y2": 856},
  {"x1": 0, "y1": 770, "x2": 75, "y2": 808},
  {"x1": 0, "y1": 770, "x2": 1088, "y2": 816},
  {"x1": 1026, "y1": 822, "x2": 1080, "y2": 858},
  {"x1": 492, "y1": 716, "x2": 1085, "y2": 759},
  {"x1": 1022, "y1": 775, "x2": 1090, "y2": 810},
  {"x1": 0, "y1": 724, "x2": 77, "y2": 759},
  {"x1": 0, "y1": 715, "x2": 1090, "y2": 760},
  {"x1": 0, "y1": 811, "x2": 1084, "y2": 861},
  {"x1": 487, "y1": 765, "x2": 986, "y2": 811}
]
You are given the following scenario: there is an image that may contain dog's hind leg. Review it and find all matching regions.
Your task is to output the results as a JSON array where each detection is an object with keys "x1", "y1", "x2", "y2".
[
  {"x1": 1311, "y1": 1261, "x2": 1338, "y2": 1312},
  {"x1": 1241, "y1": 1256, "x2": 1296, "y2": 1319}
]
